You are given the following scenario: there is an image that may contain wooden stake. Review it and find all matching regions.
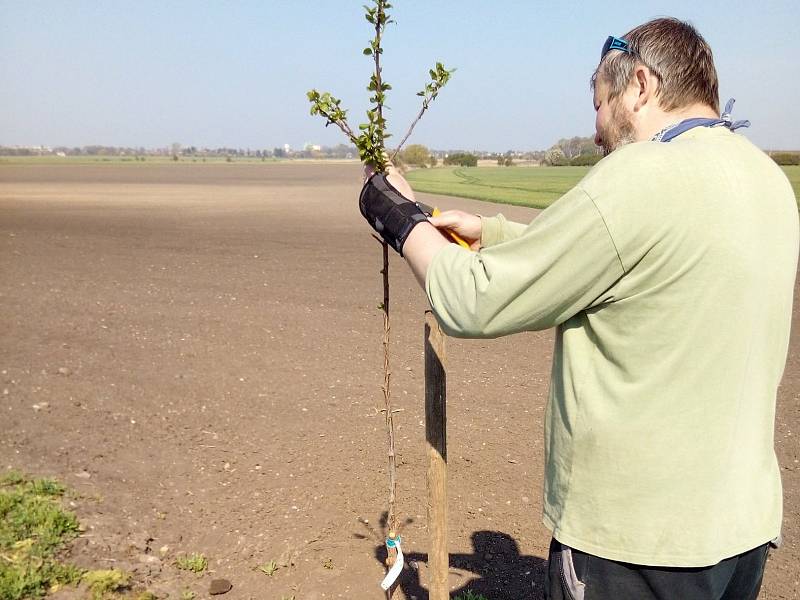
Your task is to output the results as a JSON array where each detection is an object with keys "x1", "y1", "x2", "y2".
[{"x1": 424, "y1": 310, "x2": 448, "y2": 600}]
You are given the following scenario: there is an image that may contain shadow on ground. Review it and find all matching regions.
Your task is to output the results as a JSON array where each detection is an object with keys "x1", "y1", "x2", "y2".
[{"x1": 373, "y1": 530, "x2": 547, "y2": 600}]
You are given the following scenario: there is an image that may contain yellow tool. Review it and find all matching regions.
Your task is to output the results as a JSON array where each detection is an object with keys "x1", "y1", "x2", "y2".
[{"x1": 430, "y1": 207, "x2": 471, "y2": 250}]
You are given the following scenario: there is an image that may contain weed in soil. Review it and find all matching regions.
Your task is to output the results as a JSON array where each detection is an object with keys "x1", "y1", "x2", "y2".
[
  {"x1": 453, "y1": 592, "x2": 490, "y2": 600},
  {"x1": 258, "y1": 560, "x2": 279, "y2": 576},
  {"x1": 82, "y1": 569, "x2": 132, "y2": 599},
  {"x1": 175, "y1": 553, "x2": 207, "y2": 573}
]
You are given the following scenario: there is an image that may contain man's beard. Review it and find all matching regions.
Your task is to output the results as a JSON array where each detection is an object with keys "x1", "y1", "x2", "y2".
[{"x1": 600, "y1": 102, "x2": 636, "y2": 156}]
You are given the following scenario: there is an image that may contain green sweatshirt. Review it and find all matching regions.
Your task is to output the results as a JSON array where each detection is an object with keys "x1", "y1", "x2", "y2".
[{"x1": 425, "y1": 126, "x2": 799, "y2": 567}]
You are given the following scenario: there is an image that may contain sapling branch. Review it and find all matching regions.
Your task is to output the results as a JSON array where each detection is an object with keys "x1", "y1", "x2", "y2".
[
  {"x1": 306, "y1": 1, "x2": 452, "y2": 173},
  {"x1": 390, "y1": 63, "x2": 454, "y2": 162},
  {"x1": 306, "y1": 90, "x2": 359, "y2": 144}
]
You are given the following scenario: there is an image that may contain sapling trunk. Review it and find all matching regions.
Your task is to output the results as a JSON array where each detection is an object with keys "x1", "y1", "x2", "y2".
[
  {"x1": 381, "y1": 241, "x2": 397, "y2": 537},
  {"x1": 371, "y1": 0, "x2": 398, "y2": 542}
]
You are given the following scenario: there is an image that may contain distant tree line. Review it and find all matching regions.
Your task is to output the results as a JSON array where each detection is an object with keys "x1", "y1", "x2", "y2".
[
  {"x1": 542, "y1": 136, "x2": 602, "y2": 166},
  {"x1": 5, "y1": 142, "x2": 792, "y2": 166},
  {"x1": 769, "y1": 152, "x2": 799, "y2": 166},
  {"x1": 0, "y1": 144, "x2": 360, "y2": 160},
  {"x1": 542, "y1": 139, "x2": 799, "y2": 167},
  {"x1": 444, "y1": 152, "x2": 478, "y2": 167},
  {"x1": 395, "y1": 144, "x2": 437, "y2": 168},
  {"x1": 0, "y1": 145, "x2": 150, "y2": 157}
]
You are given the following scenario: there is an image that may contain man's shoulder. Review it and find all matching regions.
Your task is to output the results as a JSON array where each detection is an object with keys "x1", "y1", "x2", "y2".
[
  {"x1": 577, "y1": 142, "x2": 669, "y2": 207},
  {"x1": 582, "y1": 142, "x2": 664, "y2": 181},
  {"x1": 578, "y1": 132, "x2": 782, "y2": 205},
  {"x1": 575, "y1": 131, "x2": 797, "y2": 247}
]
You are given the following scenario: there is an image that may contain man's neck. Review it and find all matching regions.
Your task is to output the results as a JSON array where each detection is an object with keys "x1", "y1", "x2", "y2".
[{"x1": 637, "y1": 103, "x2": 719, "y2": 141}]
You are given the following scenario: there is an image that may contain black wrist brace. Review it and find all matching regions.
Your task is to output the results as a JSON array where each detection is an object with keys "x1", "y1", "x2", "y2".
[{"x1": 359, "y1": 173, "x2": 428, "y2": 256}]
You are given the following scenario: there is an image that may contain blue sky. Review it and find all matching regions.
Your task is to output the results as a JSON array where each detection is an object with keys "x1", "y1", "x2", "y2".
[{"x1": 1, "y1": 0, "x2": 798, "y2": 151}]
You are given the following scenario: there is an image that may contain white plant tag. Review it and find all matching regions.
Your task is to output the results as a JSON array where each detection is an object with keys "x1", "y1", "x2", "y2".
[{"x1": 379, "y1": 539, "x2": 404, "y2": 591}]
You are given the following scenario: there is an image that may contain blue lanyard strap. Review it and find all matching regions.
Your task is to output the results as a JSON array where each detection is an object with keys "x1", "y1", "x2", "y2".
[
  {"x1": 654, "y1": 98, "x2": 751, "y2": 143},
  {"x1": 721, "y1": 98, "x2": 751, "y2": 131}
]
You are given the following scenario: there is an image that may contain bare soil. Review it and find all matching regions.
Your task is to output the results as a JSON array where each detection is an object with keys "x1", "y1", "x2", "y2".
[{"x1": 1, "y1": 162, "x2": 797, "y2": 599}]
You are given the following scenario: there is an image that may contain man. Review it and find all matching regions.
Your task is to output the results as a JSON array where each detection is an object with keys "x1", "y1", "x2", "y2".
[{"x1": 359, "y1": 17, "x2": 798, "y2": 600}]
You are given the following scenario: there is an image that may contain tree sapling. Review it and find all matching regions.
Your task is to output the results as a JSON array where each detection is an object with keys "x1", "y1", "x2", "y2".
[{"x1": 306, "y1": 0, "x2": 454, "y2": 581}]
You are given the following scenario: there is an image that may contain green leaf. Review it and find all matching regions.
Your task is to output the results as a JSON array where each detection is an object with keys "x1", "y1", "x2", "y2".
[{"x1": 363, "y1": 47, "x2": 373, "y2": 55}]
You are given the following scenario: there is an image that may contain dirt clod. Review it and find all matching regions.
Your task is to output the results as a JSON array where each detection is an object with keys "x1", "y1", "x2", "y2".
[{"x1": 209, "y1": 579, "x2": 232, "y2": 595}]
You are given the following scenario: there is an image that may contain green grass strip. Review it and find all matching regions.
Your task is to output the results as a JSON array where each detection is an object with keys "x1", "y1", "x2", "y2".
[
  {"x1": 406, "y1": 166, "x2": 589, "y2": 209},
  {"x1": 782, "y1": 166, "x2": 800, "y2": 202},
  {"x1": 408, "y1": 165, "x2": 800, "y2": 210},
  {"x1": 0, "y1": 471, "x2": 82, "y2": 599}
]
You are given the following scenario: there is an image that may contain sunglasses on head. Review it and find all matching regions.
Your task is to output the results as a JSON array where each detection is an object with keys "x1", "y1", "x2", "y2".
[{"x1": 601, "y1": 35, "x2": 633, "y2": 59}]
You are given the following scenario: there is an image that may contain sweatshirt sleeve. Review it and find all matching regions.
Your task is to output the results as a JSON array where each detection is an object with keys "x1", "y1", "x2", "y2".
[
  {"x1": 426, "y1": 186, "x2": 625, "y2": 338},
  {"x1": 480, "y1": 214, "x2": 528, "y2": 247}
]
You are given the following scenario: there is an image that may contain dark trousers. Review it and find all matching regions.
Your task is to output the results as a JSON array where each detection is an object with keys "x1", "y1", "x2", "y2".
[{"x1": 545, "y1": 538, "x2": 770, "y2": 600}]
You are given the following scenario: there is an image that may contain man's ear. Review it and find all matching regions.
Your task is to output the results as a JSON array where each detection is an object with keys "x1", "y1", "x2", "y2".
[{"x1": 632, "y1": 65, "x2": 655, "y2": 112}]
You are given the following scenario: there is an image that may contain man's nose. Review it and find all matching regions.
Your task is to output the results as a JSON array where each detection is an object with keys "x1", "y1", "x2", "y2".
[{"x1": 594, "y1": 132, "x2": 602, "y2": 146}]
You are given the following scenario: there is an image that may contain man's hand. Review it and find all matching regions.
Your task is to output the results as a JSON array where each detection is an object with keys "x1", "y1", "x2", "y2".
[
  {"x1": 359, "y1": 162, "x2": 482, "y2": 287},
  {"x1": 428, "y1": 209, "x2": 482, "y2": 251},
  {"x1": 359, "y1": 168, "x2": 427, "y2": 255},
  {"x1": 363, "y1": 162, "x2": 417, "y2": 202}
]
